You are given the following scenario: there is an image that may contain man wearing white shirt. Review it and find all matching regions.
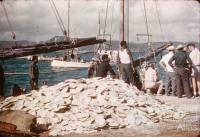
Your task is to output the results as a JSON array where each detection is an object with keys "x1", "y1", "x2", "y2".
[
  {"x1": 187, "y1": 43, "x2": 200, "y2": 97},
  {"x1": 144, "y1": 63, "x2": 163, "y2": 95},
  {"x1": 118, "y1": 41, "x2": 135, "y2": 84},
  {"x1": 159, "y1": 45, "x2": 176, "y2": 96}
]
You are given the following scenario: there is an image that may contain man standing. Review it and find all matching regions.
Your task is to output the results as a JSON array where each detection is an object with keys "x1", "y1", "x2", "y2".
[
  {"x1": 95, "y1": 54, "x2": 116, "y2": 78},
  {"x1": 29, "y1": 56, "x2": 39, "y2": 90},
  {"x1": 168, "y1": 44, "x2": 193, "y2": 98},
  {"x1": 0, "y1": 64, "x2": 5, "y2": 98},
  {"x1": 159, "y1": 45, "x2": 176, "y2": 96},
  {"x1": 118, "y1": 41, "x2": 135, "y2": 84},
  {"x1": 187, "y1": 43, "x2": 200, "y2": 97}
]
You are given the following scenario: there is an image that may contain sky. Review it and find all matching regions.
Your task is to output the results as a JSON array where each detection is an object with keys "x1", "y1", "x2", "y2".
[{"x1": 0, "y1": 0, "x2": 200, "y2": 43}]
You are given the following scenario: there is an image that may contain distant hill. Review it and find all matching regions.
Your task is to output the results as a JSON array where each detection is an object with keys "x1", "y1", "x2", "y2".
[
  {"x1": 108, "y1": 41, "x2": 200, "y2": 51},
  {"x1": 0, "y1": 35, "x2": 199, "y2": 51},
  {"x1": 46, "y1": 36, "x2": 69, "y2": 43},
  {"x1": 0, "y1": 40, "x2": 36, "y2": 48}
]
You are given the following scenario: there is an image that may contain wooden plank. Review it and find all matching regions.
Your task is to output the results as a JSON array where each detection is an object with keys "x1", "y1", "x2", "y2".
[
  {"x1": 0, "y1": 129, "x2": 39, "y2": 137},
  {"x1": 0, "y1": 121, "x2": 17, "y2": 131}
]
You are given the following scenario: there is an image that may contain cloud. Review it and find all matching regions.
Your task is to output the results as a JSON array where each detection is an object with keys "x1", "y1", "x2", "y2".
[{"x1": 0, "y1": 0, "x2": 199, "y2": 42}]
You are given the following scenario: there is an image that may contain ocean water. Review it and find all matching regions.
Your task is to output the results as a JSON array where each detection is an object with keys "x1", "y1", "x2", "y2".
[{"x1": 1, "y1": 51, "x2": 164, "y2": 97}]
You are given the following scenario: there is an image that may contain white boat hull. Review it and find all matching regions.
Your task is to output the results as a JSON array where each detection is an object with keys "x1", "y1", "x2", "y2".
[{"x1": 51, "y1": 60, "x2": 90, "y2": 68}]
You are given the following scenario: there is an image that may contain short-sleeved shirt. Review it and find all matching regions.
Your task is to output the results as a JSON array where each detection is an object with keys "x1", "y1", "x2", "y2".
[
  {"x1": 172, "y1": 51, "x2": 191, "y2": 68},
  {"x1": 160, "y1": 52, "x2": 174, "y2": 72},
  {"x1": 189, "y1": 48, "x2": 200, "y2": 66}
]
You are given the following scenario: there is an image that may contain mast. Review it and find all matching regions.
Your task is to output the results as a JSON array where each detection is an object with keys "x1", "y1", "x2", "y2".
[
  {"x1": 103, "y1": 0, "x2": 109, "y2": 40},
  {"x1": 120, "y1": 0, "x2": 125, "y2": 41},
  {"x1": 98, "y1": 10, "x2": 101, "y2": 37},
  {"x1": 102, "y1": 0, "x2": 109, "y2": 51},
  {"x1": 67, "y1": 0, "x2": 70, "y2": 37},
  {"x1": 126, "y1": 0, "x2": 129, "y2": 45},
  {"x1": 142, "y1": 0, "x2": 150, "y2": 46}
]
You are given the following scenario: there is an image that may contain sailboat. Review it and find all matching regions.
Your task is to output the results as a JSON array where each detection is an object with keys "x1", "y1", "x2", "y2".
[
  {"x1": 51, "y1": 60, "x2": 91, "y2": 68},
  {"x1": 51, "y1": 0, "x2": 169, "y2": 68},
  {"x1": 50, "y1": 0, "x2": 93, "y2": 68}
]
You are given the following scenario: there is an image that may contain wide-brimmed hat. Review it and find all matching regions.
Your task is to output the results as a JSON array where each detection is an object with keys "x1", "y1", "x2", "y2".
[
  {"x1": 167, "y1": 45, "x2": 175, "y2": 51},
  {"x1": 176, "y1": 44, "x2": 184, "y2": 50}
]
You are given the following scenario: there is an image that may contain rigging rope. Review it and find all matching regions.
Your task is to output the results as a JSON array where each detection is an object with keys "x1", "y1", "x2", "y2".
[
  {"x1": 109, "y1": 0, "x2": 115, "y2": 48},
  {"x1": 155, "y1": 0, "x2": 165, "y2": 42},
  {"x1": 95, "y1": 0, "x2": 109, "y2": 54},
  {"x1": 51, "y1": 0, "x2": 67, "y2": 34},
  {"x1": 102, "y1": 0, "x2": 109, "y2": 51},
  {"x1": 49, "y1": 0, "x2": 63, "y2": 33},
  {"x1": 1, "y1": 1, "x2": 16, "y2": 40},
  {"x1": 142, "y1": 0, "x2": 150, "y2": 45},
  {"x1": 93, "y1": 10, "x2": 101, "y2": 56},
  {"x1": 103, "y1": 0, "x2": 109, "y2": 38},
  {"x1": 48, "y1": 0, "x2": 67, "y2": 36},
  {"x1": 67, "y1": 0, "x2": 70, "y2": 37},
  {"x1": 142, "y1": 0, "x2": 157, "y2": 64}
]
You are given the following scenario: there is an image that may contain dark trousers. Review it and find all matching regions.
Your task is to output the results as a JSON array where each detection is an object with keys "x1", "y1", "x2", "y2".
[
  {"x1": 121, "y1": 64, "x2": 133, "y2": 84},
  {"x1": 0, "y1": 82, "x2": 4, "y2": 97},
  {"x1": 0, "y1": 79, "x2": 4, "y2": 97},
  {"x1": 30, "y1": 78, "x2": 38, "y2": 90},
  {"x1": 165, "y1": 72, "x2": 176, "y2": 95},
  {"x1": 174, "y1": 67, "x2": 192, "y2": 98}
]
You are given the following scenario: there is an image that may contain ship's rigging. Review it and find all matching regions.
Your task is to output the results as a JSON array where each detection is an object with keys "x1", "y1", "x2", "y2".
[
  {"x1": 0, "y1": 0, "x2": 171, "y2": 64},
  {"x1": 0, "y1": 0, "x2": 106, "y2": 60},
  {"x1": 48, "y1": 0, "x2": 67, "y2": 36},
  {"x1": 1, "y1": 0, "x2": 15, "y2": 41}
]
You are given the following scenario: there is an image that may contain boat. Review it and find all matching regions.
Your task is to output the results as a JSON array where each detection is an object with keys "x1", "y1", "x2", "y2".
[
  {"x1": 26, "y1": 55, "x2": 57, "y2": 61},
  {"x1": 51, "y1": 60, "x2": 90, "y2": 68},
  {"x1": 50, "y1": 48, "x2": 91, "y2": 68},
  {"x1": 38, "y1": 55, "x2": 57, "y2": 61}
]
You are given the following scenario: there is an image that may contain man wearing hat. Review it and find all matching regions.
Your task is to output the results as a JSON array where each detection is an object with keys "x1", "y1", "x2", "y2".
[
  {"x1": 168, "y1": 44, "x2": 193, "y2": 98},
  {"x1": 159, "y1": 44, "x2": 176, "y2": 96},
  {"x1": 29, "y1": 56, "x2": 39, "y2": 90}
]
